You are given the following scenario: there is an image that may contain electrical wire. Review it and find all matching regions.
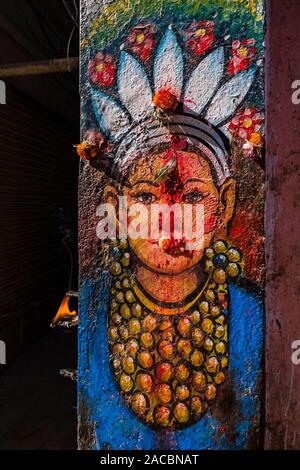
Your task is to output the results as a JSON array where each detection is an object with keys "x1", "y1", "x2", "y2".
[
  {"x1": 62, "y1": 0, "x2": 79, "y2": 72},
  {"x1": 62, "y1": 0, "x2": 79, "y2": 28}
]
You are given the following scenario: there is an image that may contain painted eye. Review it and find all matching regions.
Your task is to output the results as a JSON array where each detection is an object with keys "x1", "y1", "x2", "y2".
[
  {"x1": 182, "y1": 190, "x2": 204, "y2": 204},
  {"x1": 134, "y1": 192, "x2": 157, "y2": 204}
]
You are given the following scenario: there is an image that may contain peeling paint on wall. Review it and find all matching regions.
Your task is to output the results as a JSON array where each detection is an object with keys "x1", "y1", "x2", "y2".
[{"x1": 79, "y1": 0, "x2": 265, "y2": 450}]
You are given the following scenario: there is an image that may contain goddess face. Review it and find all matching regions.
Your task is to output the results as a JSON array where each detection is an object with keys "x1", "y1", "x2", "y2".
[
  {"x1": 106, "y1": 149, "x2": 236, "y2": 275},
  {"x1": 106, "y1": 147, "x2": 237, "y2": 428}
]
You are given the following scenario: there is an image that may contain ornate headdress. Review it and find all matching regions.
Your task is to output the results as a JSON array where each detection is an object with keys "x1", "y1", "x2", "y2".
[{"x1": 88, "y1": 26, "x2": 257, "y2": 185}]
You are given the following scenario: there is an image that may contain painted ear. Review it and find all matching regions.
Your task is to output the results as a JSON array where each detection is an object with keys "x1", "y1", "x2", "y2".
[
  {"x1": 154, "y1": 27, "x2": 184, "y2": 99},
  {"x1": 103, "y1": 185, "x2": 119, "y2": 207},
  {"x1": 91, "y1": 88, "x2": 130, "y2": 141},
  {"x1": 118, "y1": 51, "x2": 153, "y2": 120},
  {"x1": 205, "y1": 67, "x2": 256, "y2": 126},
  {"x1": 184, "y1": 47, "x2": 224, "y2": 114},
  {"x1": 213, "y1": 178, "x2": 236, "y2": 240}
]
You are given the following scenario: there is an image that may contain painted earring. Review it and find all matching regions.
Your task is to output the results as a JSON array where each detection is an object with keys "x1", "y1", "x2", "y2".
[{"x1": 204, "y1": 240, "x2": 243, "y2": 284}]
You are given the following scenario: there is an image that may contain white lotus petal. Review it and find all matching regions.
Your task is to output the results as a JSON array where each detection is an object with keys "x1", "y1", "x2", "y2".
[
  {"x1": 184, "y1": 48, "x2": 224, "y2": 114},
  {"x1": 118, "y1": 51, "x2": 153, "y2": 119},
  {"x1": 91, "y1": 89, "x2": 130, "y2": 141},
  {"x1": 154, "y1": 27, "x2": 183, "y2": 99},
  {"x1": 219, "y1": 123, "x2": 232, "y2": 140},
  {"x1": 205, "y1": 67, "x2": 256, "y2": 125}
]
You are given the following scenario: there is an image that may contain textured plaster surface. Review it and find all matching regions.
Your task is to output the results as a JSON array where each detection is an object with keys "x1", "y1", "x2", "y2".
[
  {"x1": 265, "y1": 0, "x2": 300, "y2": 450},
  {"x1": 79, "y1": 0, "x2": 265, "y2": 449}
]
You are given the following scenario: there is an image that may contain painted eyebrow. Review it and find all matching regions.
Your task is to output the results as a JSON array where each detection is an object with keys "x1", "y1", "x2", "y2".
[
  {"x1": 183, "y1": 178, "x2": 207, "y2": 184},
  {"x1": 126, "y1": 180, "x2": 159, "y2": 188}
]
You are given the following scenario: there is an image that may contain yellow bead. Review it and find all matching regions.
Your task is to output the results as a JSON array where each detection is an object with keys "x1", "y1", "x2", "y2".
[
  {"x1": 122, "y1": 278, "x2": 130, "y2": 289},
  {"x1": 215, "y1": 341, "x2": 226, "y2": 355},
  {"x1": 108, "y1": 326, "x2": 118, "y2": 342},
  {"x1": 199, "y1": 301, "x2": 209, "y2": 315},
  {"x1": 227, "y1": 248, "x2": 241, "y2": 262},
  {"x1": 128, "y1": 318, "x2": 141, "y2": 335},
  {"x1": 201, "y1": 318, "x2": 214, "y2": 334},
  {"x1": 215, "y1": 371, "x2": 226, "y2": 384},
  {"x1": 226, "y1": 262, "x2": 240, "y2": 277},
  {"x1": 119, "y1": 326, "x2": 129, "y2": 340},
  {"x1": 204, "y1": 337, "x2": 214, "y2": 351},
  {"x1": 215, "y1": 315, "x2": 225, "y2": 324},
  {"x1": 213, "y1": 268, "x2": 226, "y2": 284},
  {"x1": 122, "y1": 356, "x2": 135, "y2": 374},
  {"x1": 136, "y1": 373, "x2": 153, "y2": 393},
  {"x1": 110, "y1": 300, "x2": 118, "y2": 312},
  {"x1": 131, "y1": 392, "x2": 148, "y2": 415},
  {"x1": 205, "y1": 289, "x2": 215, "y2": 303},
  {"x1": 156, "y1": 383, "x2": 172, "y2": 404},
  {"x1": 177, "y1": 317, "x2": 191, "y2": 337},
  {"x1": 193, "y1": 371, "x2": 206, "y2": 392},
  {"x1": 111, "y1": 313, "x2": 122, "y2": 325},
  {"x1": 213, "y1": 240, "x2": 227, "y2": 253},
  {"x1": 154, "y1": 405, "x2": 171, "y2": 427},
  {"x1": 190, "y1": 310, "x2": 201, "y2": 324},
  {"x1": 191, "y1": 396, "x2": 204, "y2": 416},
  {"x1": 131, "y1": 303, "x2": 142, "y2": 317},
  {"x1": 125, "y1": 338, "x2": 139, "y2": 356},
  {"x1": 176, "y1": 385, "x2": 190, "y2": 401},
  {"x1": 192, "y1": 328, "x2": 205, "y2": 347},
  {"x1": 215, "y1": 325, "x2": 225, "y2": 338},
  {"x1": 175, "y1": 363, "x2": 189, "y2": 382},
  {"x1": 142, "y1": 315, "x2": 157, "y2": 332},
  {"x1": 119, "y1": 239, "x2": 128, "y2": 250},
  {"x1": 112, "y1": 358, "x2": 121, "y2": 369},
  {"x1": 120, "y1": 303, "x2": 131, "y2": 319},
  {"x1": 221, "y1": 356, "x2": 228, "y2": 369},
  {"x1": 125, "y1": 290, "x2": 135, "y2": 303},
  {"x1": 138, "y1": 351, "x2": 153, "y2": 369},
  {"x1": 211, "y1": 305, "x2": 220, "y2": 317},
  {"x1": 111, "y1": 261, "x2": 122, "y2": 275},
  {"x1": 177, "y1": 339, "x2": 192, "y2": 359},
  {"x1": 205, "y1": 383, "x2": 217, "y2": 401},
  {"x1": 113, "y1": 343, "x2": 125, "y2": 356},
  {"x1": 120, "y1": 373, "x2": 133, "y2": 393},
  {"x1": 141, "y1": 332, "x2": 154, "y2": 348},
  {"x1": 116, "y1": 291, "x2": 124, "y2": 303},
  {"x1": 121, "y1": 252, "x2": 130, "y2": 267},
  {"x1": 205, "y1": 260, "x2": 214, "y2": 272},
  {"x1": 205, "y1": 356, "x2": 219, "y2": 374},
  {"x1": 190, "y1": 349, "x2": 204, "y2": 367},
  {"x1": 205, "y1": 248, "x2": 214, "y2": 259},
  {"x1": 174, "y1": 402, "x2": 189, "y2": 423}
]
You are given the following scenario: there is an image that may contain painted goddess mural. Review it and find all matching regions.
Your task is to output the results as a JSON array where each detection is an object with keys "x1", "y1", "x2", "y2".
[{"x1": 79, "y1": 2, "x2": 265, "y2": 450}]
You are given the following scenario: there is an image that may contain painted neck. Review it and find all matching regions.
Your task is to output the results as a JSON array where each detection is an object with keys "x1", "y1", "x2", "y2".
[{"x1": 135, "y1": 264, "x2": 203, "y2": 304}]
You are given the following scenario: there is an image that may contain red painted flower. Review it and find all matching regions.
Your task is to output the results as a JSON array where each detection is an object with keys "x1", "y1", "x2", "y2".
[
  {"x1": 126, "y1": 24, "x2": 156, "y2": 63},
  {"x1": 229, "y1": 107, "x2": 263, "y2": 141},
  {"x1": 186, "y1": 20, "x2": 214, "y2": 56},
  {"x1": 88, "y1": 52, "x2": 116, "y2": 87},
  {"x1": 228, "y1": 39, "x2": 257, "y2": 75}
]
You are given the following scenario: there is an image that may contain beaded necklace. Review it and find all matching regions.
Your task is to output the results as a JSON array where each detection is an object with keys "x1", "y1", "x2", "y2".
[{"x1": 108, "y1": 239, "x2": 242, "y2": 429}]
